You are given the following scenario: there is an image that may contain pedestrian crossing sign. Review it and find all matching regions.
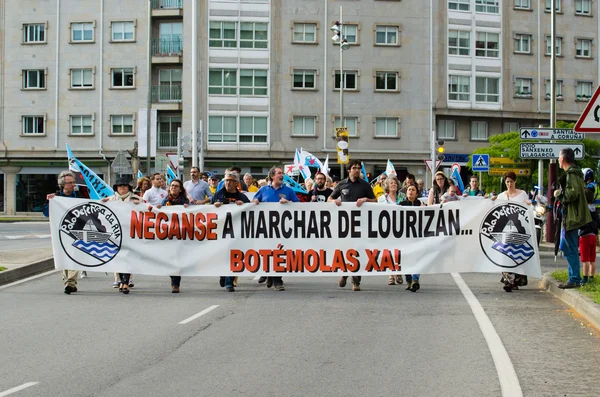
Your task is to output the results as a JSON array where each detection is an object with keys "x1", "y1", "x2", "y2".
[{"x1": 472, "y1": 154, "x2": 489, "y2": 172}]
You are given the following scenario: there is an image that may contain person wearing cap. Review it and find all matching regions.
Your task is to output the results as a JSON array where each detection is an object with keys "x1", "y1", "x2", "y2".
[
  {"x1": 103, "y1": 177, "x2": 141, "y2": 294},
  {"x1": 208, "y1": 175, "x2": 219, "y2": 195},
  {"x1": 212, "y1": 171, "x2": 250, "y2": 292},
  {"x1": 184, "y1": 167, "x2": 213, "y2": 205}
]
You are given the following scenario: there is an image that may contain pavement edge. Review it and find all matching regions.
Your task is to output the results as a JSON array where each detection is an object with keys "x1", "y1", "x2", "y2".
[
  {"x1": 0, "y1": 258, "x2": 55, "y2": 286},
  {"x1": 541, "y1": 272, "x2": 600, "y2": 330}
]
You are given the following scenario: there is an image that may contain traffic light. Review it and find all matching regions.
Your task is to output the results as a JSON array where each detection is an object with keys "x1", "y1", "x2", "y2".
[
  {"x1": 436, "y1": 139, "x2": 445, "y2": 161},
  {"x1": 177, "y1": 156, "x2": 185, "y2": 173}
]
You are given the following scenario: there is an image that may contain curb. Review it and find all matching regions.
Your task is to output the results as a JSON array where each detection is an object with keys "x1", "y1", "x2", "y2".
[
  {"x1": 0, "y1": 258, "x2": 55, "y2": 286},
  {"x1": 541, "y1": 272, "x2": 600, "y2": 330}
]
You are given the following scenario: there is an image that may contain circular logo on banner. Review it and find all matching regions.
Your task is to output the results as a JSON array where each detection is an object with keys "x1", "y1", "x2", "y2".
[
  {"x1": 479, "y1": 203, "x2": 535, "y2": 269},
  {"x1": 59, "y1": 202, "x2": 122, "y2": 267}
]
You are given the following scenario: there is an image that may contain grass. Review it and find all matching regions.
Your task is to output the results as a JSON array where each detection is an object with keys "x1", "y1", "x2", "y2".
[
  {"x1": 0, "y1": 267, "x2": 6, "y2": 272},
  {"x1": 552, "y1": 270, "x2": 600, "y2": 304}
]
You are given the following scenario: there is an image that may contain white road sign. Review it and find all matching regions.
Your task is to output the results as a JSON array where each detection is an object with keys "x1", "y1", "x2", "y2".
[
  {"x1": 520, "y1": 128, "x2": 583, "y2": 141},
  {"x1": 519, "y1": 143, "x2": 584, "y2": 159},
  {"x1": 574, "y1": 84, "x2": 600, "y2": 133}
]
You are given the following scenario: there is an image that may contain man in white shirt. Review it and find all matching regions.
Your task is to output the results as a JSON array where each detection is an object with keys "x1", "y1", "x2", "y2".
[
  {"x1": 143, "y1": 173, "x2": 168, "y2": 205},
  {"x1": 184, "y1": 167, "x2": 213, "y2": 205}
]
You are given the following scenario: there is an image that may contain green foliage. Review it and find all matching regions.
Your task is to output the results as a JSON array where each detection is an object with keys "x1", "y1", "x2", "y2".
[
  {"x1": 553, "y1": 270, "x2": 600, "y2": 304},
  {"x1": 0, "y1": 267, "x2": 6, "y2": 272}
]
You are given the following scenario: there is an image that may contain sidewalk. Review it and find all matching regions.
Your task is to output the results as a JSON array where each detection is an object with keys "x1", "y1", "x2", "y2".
[{"x1": 0, "y1": 247, "x2": 54, "y2": 285}]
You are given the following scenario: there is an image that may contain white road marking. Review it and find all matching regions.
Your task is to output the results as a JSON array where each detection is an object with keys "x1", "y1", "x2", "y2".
[
  {"x1": 252, "y1": 276, "x2": 260, "y2": 280},
  {"x1": 451, "y1": 273, "x2": 523, "y2": 397},
  {"x1": 5, "y1": 236, "x2": 25, "y2": 240},
  {"x1": 35, "y1": 234, "x2": 52, "y2": 239},
  {"x1": 178, "y1": 305, "x2": 220, "y2": 325},
  {"x1": 0, "y1": 382, "x2": 39, "y2": 396},
  {"x1": 0, "y1": 270, "x2": 59, "y2": 291}
]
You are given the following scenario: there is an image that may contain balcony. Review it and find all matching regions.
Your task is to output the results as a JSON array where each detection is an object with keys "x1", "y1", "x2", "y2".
[
  {"x1": 151, "y1": 0, "x2": 183, "y2": 17},
  {"x1": 152, "y1": 38, "x2": 183, "y2": 63},
  {"x1": 152, "y1": 85, "x2": 182, "y2": 110}
]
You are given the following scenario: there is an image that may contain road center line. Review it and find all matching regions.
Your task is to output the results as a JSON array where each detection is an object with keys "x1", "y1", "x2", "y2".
[
  {"x1": 451, "y1": 273, "x2": 523, "y2": 397},
  {"x1": 0, "y1": 270, "x2": 59, "y2": 291},
  {"x1": 178, "y1": 305, "x2": 220, "y2": 325},
  {"x1": 0, "y1": 382, "x2": 39, "y2": 397}
]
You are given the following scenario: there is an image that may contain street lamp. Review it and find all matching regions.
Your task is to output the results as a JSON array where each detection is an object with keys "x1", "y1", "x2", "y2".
[{"x1": 331, "y1": 8, "x2": 350, "y2": 179}]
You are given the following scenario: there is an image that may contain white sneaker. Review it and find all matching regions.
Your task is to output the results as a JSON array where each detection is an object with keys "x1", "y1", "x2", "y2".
[{"x1": 80, "y1": 271, "x2": 87, "y2": 279}]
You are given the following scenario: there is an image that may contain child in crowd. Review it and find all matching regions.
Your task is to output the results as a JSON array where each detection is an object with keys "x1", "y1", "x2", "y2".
[{"x1": 441, "y1": 185, "x2": 461, "y2": 203}]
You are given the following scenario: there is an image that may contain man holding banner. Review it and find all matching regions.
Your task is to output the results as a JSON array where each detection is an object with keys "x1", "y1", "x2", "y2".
[
  {"x1": 329, "y1": 159, "x2": 377, "y2": 291},
  {"x1": 143, "y1": 173, "x2": 167, "y2": 206},
  {"x1": 184, "y1": 167, "x2": 213, "y2": 205}
]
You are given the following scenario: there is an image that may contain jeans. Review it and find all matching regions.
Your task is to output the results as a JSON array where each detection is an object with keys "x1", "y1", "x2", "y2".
[
  {"x1": 562, "y1": 228, "x2": 582, "y2": 284},
  {"x1": 170, "y1": 276, "x2": 181, "y2": 287},
  {"x1": 412, "y1": 274, "x2": 420, "y2": 281},
  {"x1": 224, "y1": 276, "x2": 235, "y2": 287}
]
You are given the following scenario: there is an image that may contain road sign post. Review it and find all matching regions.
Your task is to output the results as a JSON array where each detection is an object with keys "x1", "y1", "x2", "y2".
[
  {"x1": 574, "y1": 85, "x2": 600, "y2": 133},
  {"x1": 520, "y1": 128, "x2": 583, "y2": 141},
  {"x1": 472, "y1": 154, "x2": 489, "y2": 172},
  {"x1": 519, "y1": 143, "x2": 584, "y2": 159}
]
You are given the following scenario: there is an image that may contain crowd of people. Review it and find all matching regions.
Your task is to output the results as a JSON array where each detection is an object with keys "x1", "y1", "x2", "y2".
[{"x1": 47, "y1": 149, "x2": 595, "y2": 297}]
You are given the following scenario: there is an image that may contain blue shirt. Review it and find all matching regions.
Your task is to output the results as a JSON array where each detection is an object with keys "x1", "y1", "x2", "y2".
[
  {"x1": 183, "y1": 179, "x2": 213, "y2": 202},
  {"x1": 253, "y1": 184, "x2": 299, "y2": 203}
]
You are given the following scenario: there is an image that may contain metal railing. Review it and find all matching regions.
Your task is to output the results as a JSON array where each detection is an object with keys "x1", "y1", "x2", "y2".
[
  {"x1": 151, "y1": 0, "x2": 183, "y2": 9},
  {"x1": 151, "y1": 38, "x2": 183, "y2": 56},
  {"x1": 152, "y1": 85, "x2": 182, "y2": 103}
]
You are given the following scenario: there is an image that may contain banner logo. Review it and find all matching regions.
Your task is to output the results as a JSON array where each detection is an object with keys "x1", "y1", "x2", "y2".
[
  {"x1": 479, "y1": 203, "x2": 535, "y2": 268},
  {"x1": 59, "y1": 203, "x2": 122, "y2": 267}
]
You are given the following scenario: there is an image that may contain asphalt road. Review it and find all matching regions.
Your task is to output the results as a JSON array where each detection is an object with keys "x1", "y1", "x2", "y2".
[
  {"x1": 1, "y1": 251, "x2": 599, "y2": 397},
  {"x1": 0, "y1": 223, "x2": 51, "y2": 251}
]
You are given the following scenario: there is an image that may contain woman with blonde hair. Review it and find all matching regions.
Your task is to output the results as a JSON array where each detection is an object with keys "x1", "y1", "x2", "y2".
[{"x1": 378, "y1": 174, "x2": 405, "y2": 285}]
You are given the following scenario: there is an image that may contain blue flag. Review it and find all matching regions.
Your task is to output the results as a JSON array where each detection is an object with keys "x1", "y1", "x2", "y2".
[
  {"x1": 361, "y1": 161, "x2": 369, "y2": 182},
  {"x1": 137, "y1": 170, "x2": 143, "y2": 180},
  {"x1": 167, "y1": 166, "x2": 177, "y2": 185},
  {"x1": 451, "y1": 168, "x2": 465, "y2": 193},
  {"x1": 283, "y1": 174, "x2": 308, "y2": 194},
  {"x1": 66, "y1": 144, "x2": 113, "y2": 199}
]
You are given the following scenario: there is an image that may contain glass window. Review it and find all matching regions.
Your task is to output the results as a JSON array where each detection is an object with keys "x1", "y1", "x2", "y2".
[
  {"x1": 293, "y1": 116, "x2": 316, "y2": 136},
  {"x1": 475, "y1": 77, "x2": 499, "y2": 102},
  {"x1": 448, "y1": 0, "x2": 470, "y2": 11},
  {"x1": 112, "y1": 21, "x2": 134, "y2": 41},
  {"x1": 375, "y1": 26, "x2": 398, "y2": 45},
  {"x1": 449, "y1": 30, "x2": 470, "y2": 56},
  {"x1": 293, "y1": 23, "x2": 317, "y2": 43},
  {"x1": 342, "y1": 24, "x2": 358, "y2": 44},
  {"x1": 208, "y1": 116, "x2": 237, "y2": 142},
  {"x1": 157, "y1": 22, "x2": 183, "y2": 55},
  {"x1": 576, "y1": 0, "x2": 591, "y2": 15},
  {"x1": 70, "y1": 115, "x2": 93, "y2": 135},
  {"x1": 239, "y1": 117, "x2": 268, "y2": 143},
  {"x1": 240, "y1": 69, "x2": 268, "y2": 96},
  {"x1": 545, "y1": 36, "x2": 562, "y2": 55},
  {"x1": 515, "y1": 78, "x2": 532, "y2": 96},
  {"x1": 375, "y1": 72, "x2": 398, "y2": 91},
  {"x1": 157, "y1": 69, "x2": 182, "y2": 102},
  {"x1": 576, "y1": 81, "x2": 593, "y2": 99},
  {"x1": 515, "y1": 0, "x2": 531, "y2": 9},
  {"x1": 209, "y1": 69, "x2": 237, "y2": 95},
  {"x1": 375, "y1": 118, "x2": 398, "y2": 137},
  {"x1": 111, "y1": 115, "x2": 133, "y2": 134},
  {"x1": 545, "y1": 0, "x2": 561, "y2": 11},
  {"x1": 158, "y1": 115, "x2": 182, "y2": 147},
  {"x1": 545, "y1": 79, "x2": 563, "y2": 97},
  {"x1": 576, "y1": 39, "x2": 592, "y2": 57},
  {"x1": 438, "y1": 120, "x2": 456, "y2": 140},
  {"x1": 240, "y1": 22, "x2": 268, "y2": 49},
  {"x1": 471, "y1": 121, "x2": 488, "y2": 140},
  {"x1": 111, "y1": 68, "x2": 134, "y2": 88},
  {"x1": 334, "y1": 71, "x2": 358, "y2": 90},
  {"x1": 71, "y1": 22, "x2": 94, "y2": 42},
  {"x1": 209, "y1": 21, "x2": 237, "y2": 48},
  {"x1": 334, "y1": 117, "x2": 358, "y2": 137},
  {"x1": 22, "y1": 70, "x2": 45, "y2": 89},
  {"x1": 504, "y1": 122, "x2": 519, "y2": 133},
  {"x1": 515, "y1": 34, "x2": 531, "y2": 53},
  {"x1": 476, "y1": 32, "x2": 499, "y2": 57},
  {"x1": 22, "y1": 116, "x2": 44, "y2": 135},
  {"x1": 476, "y1": 0, "x2": 499, "y2": 13},
  {"x1": 71, "y1": 69, "x2": 93, "y2": 88},
  {"x1": 293, "y1": 70, "x2": 316, "y2": 89},
  {"x1": 448, "y1": 75, "x2": 470, "y2": 101},
  {"x1": 23, "y1": 23, "x2": 45, "y2": 43}
]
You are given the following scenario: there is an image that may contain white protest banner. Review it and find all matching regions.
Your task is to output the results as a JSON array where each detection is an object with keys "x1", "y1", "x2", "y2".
[{"x1": 50, "y1": 198, "x2": 542, "y2": 278}]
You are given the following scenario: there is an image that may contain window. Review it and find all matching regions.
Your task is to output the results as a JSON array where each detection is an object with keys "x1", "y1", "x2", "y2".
[
  {"x1": 545, "y1": 79, "x2": 563, "y2": 98},
  {"x1": 545, "y1": 36, "x2": 562, "y2": 55},
  {"x1": 545, "y1": 0, "x2": 561, "y2": 12},
  {"x1": 476, "y1": 77, "x2": 499, "y2": 102},
  {"x1": 240, "y1": 117, "x2": 268, "y2": 143},
  {"x1": 448, "y1": 75, "x2": 470, "y2": 101},
  {"x1": 476, "y1": 32, "x2": 499, "y2": 57},
  {"x1": 111, "y1": 21, "x2": 134, "y2": 42},
  {"x1": 504, "y1": 122, "x2": 519, "y2": 133},
  {"x1": 471, "y1": 121, "x2": 488, "y2": 141},
  {"x1": 342, "y1": 24, "x2": 358, "y2": 44},
  {"x1": 449, "y1": 0, "x2": 470, "y2": 11},
  {"x1": 334, "y1": 70, "x2": 358, "y2": 90},
  {"x1": 448, "y1": 30, "x2": 470, "y2": 55},
  {"x1": 158, "y1": 115, "x2": 182, "y2": 147},
  {"x1": 576, "y1": 39, "x2": 592, "y2": 57},
  {"x1": 515, "y1": 78, "x2": 532, "y2": 96},
  {"x1": 293, "y1": 23, "x2": 317, "y2": 43},
  {"x1": 375, "y1": 118, "x2": 398, "y2": 137},
  {"x1": 438, "y1": 120, "x2": 456, "y2": 140},
  {"x1": 240, "y1": 22, "x2": 268, "y2": 49},
  {"x1": 515, "y1": 0, "x2": 531, "y2": 9},
  {"x1": 375, "y1": 26, "x2": 398, "y2": 45},
  {"x1": 514, "y1": 34, "x2": 532, "y2": 53},
  {"x1": 209, "y1": 21, "x2": 237, "y2": 48},
  {"x1": 240, "y1": 69, "x2": 268, "y2": 95},
  {"x1": 23, "y1": 23, "x2": 45, "y2": 43},
  {"x1": 576, "y1": 81, "x2": 593, "y2": 100},
  {"x1": 70, "y1": 116, "x2": 93, "y2": 135},
  {"x1": 576, "y1": 0, "x2": 591, "y2": 15},
  {"x1": 71, "y1": 22, "x2": 94, "y2": 42},
  {"x1": 208, "y1": 116, "x2": 237, "y2": 142},
  {"x1": 71, "y1": 68, "x2": 93, "y2": 89},
  {"x1": 334, "y1": 117, "x2": 358, "y2": 137},
  {"x1": 209, "y1": 69, "x2": 237, "y2": 95},
  {"x1": 22, "y1": 116, "x2": 44, "y2": 135},
  {"x1": 22, "y1": 70, "x2": 45, "y2": 89},
  {"x1": 293, "y1": 116, "x2": 316, "y2": 136},
  {"x1": 293, "y1": 69, "x2": 316, "y2": 89},
  {"x1": 476, "y1": 0, "x2": 499, "y2": 13},
  {"x1": 158, "y1": 22, "x2": 183, "y2": 55},
  {"x1": 375, "y1": 71, "x2": 398, "y2": 91},
  {"x1": 111, "y1": 115, "x2": 133, "y2": 134},
  {"x1": 158, "y1": 69, "x2": 182, "y2": 102},
  {"x1": 111, "y1": 68, "x2": 134, "y2": 88}
]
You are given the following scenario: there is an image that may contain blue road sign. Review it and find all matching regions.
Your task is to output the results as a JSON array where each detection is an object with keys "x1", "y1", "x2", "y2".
[{"x1": 472, "y1": 154, "x2": 490, "y2": 172}]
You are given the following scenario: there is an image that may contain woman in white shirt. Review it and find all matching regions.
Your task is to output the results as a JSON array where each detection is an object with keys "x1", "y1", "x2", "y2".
[{"x1": 377, "y1": 174, "x2": 405, "y2": 285}]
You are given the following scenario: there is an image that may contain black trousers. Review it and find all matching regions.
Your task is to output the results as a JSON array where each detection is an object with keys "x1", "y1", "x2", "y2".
[{"x1": 118, "y1": 273, "x2": 130, "y2": 284}]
